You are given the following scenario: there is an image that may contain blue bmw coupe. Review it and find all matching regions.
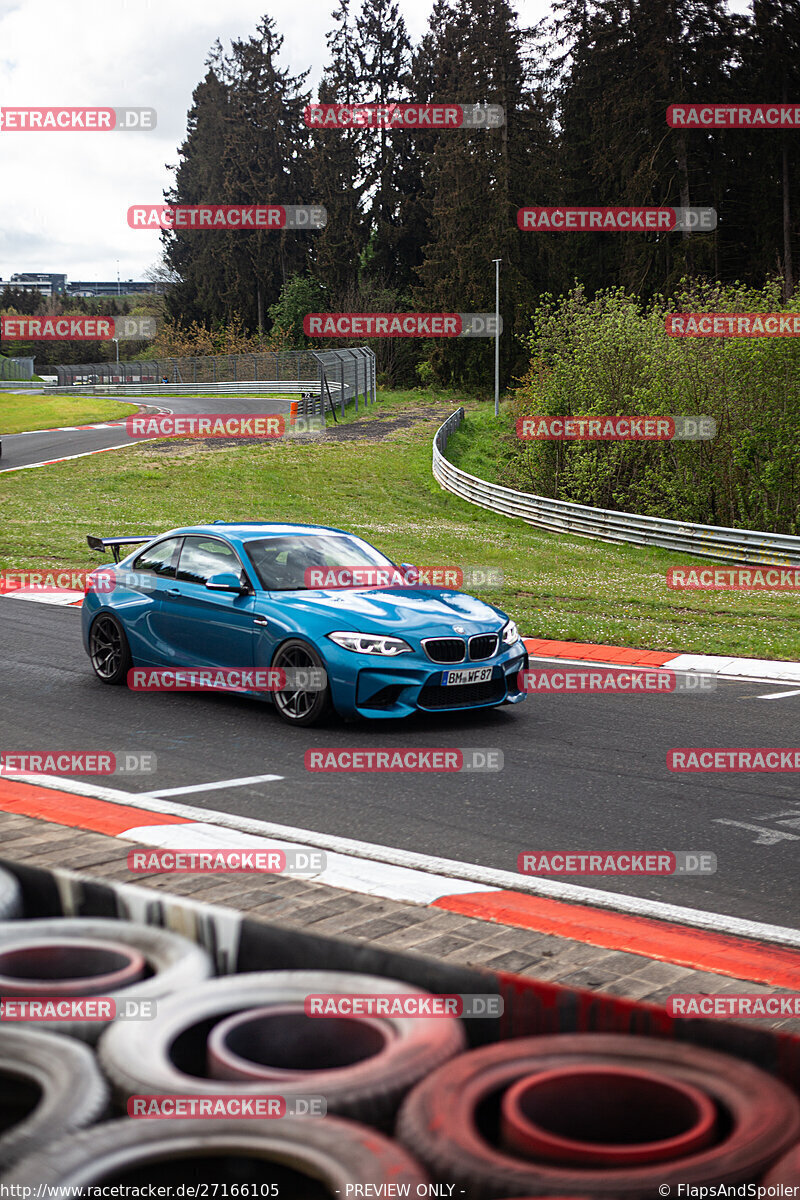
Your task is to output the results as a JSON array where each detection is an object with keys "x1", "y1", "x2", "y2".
[{"x1": 82, "y1": 522, "x2": 528, "y2": 726}]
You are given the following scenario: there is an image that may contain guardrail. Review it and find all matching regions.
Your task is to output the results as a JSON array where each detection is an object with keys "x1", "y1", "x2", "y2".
[
  {"x1": 45, "y1": 380, "x2": 338, "y2": 396},
  {"x1": 433, "y1": 408, "x2": 800, "y2": 568}
]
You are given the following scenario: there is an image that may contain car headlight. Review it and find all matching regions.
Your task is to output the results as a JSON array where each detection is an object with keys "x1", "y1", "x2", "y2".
[
  {"x1": 501, "y1": 619, "x2": 520, "y2": 646},
  {"x1": 327, "y1": 632, "x2": 413, "y2": 656}
]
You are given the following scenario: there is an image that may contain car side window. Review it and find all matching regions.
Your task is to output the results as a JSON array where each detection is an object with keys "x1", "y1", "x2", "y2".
[
  {"x1": 176, "y1": 537, "x2": 245, "y2": 586},
  {"x1": 132, "y1": 538, "x2": 181, "y2": 577}
]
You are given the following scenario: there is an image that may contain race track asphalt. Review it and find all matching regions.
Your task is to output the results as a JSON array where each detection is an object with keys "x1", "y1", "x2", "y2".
[
  {"x1": 0, "y1": 393, "x2": 294, "y2": 471},
  {"x1": 2, "y1": 599, "x2": 798, "y2": 929}
]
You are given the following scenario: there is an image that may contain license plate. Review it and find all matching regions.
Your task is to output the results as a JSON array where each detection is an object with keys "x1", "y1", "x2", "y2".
[{"x1": 441, "y1": 667, "x2": 493, "y2": 686}]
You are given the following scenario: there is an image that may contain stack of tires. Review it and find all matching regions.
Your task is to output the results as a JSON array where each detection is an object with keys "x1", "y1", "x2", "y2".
[{"x1": 0, "y1": 865, "x2": 798, "y2": 1195}]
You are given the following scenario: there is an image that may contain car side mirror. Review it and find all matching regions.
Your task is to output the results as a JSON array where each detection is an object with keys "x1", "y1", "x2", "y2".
[
  {"x1": 205, "y1": 572, "x2": 247, "y2": 593},
  {"x1": 400, "y1": 562, "x2": 419, "y2": 583}
]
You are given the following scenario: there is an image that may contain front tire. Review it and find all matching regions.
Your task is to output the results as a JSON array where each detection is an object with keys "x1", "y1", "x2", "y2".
[
  {"x1": 88, "y1": 613, "x2": 132, "y2": 685},
  {"x1": 271, "y1": 638, "x2": 331, "y2": 727}
]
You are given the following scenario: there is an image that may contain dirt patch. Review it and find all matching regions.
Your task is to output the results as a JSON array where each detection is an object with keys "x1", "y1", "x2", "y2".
[{"x1": 145, "y1": 407, "x2": 461, "y2": 451}]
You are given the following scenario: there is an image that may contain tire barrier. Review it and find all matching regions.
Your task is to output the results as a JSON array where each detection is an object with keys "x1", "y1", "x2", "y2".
[
  {"x1": 99, "y1": 971, "x2": 467, "y2": 1126},
  {"x1": 0, "y1": 1116, "x2": 430, "y2": 1190},
  {"x1": 0, "y1": 938, "x2": 147, "y2": 996},
  {"x1": 207, "y1": 1004, "x2": 392, "y2": 1081},
  {"x1": 0, "y1": 1027, "x2": 109, "y2": 1171},
  {"x1": 500, "y1": 1065, "x2": 717, "y2": 1167},
  {"x1": 762, "y1": 1142, "x2": 800, "y2": 1184},
  {"x1": 0, "y1": 867, "x2": 22, "y2": 921},
  {"x1": 0, "y1": 918, "x2": 214, "y2": 1042},
  {"x1": 396, "y1": 1034, "x2": 800, "y2": 1198}
]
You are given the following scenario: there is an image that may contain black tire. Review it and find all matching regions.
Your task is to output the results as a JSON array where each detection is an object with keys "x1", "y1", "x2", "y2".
[
  {"x1": 98, "y1": 970, "x2": 466, "y2": 1126},
  {"x1": 396, "y1": 1034, "x2": 800, "y2": 1198},
  {"x1": 0, "y1": 866, "x2": 22, "y2": 920},
  {"x1": 1, "y1": 1115, "x2": 430, "y2": 1189},
  {"x1": 88, "y1": 612, "x2": 133, "y2": 685},
  {"x1": 270, "y1": 638, "x2": 331, "y2": 726},
  {"x1": 0, "y1": 918, "x2": 214, "y2": 1044},
  {"x1": 0, "y1": 1027, "x2": 109, "y2": 1171}
]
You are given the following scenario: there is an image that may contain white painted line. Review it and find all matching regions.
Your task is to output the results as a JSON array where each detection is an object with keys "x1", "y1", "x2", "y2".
[
  {"x1": 4, "y1": 590, "x2": 85, "y2": 605},
  {"x1": 138, "y1": 774, "x2": 284, "y2": 798},
  {"x1": 122, "y1": 821, "x2": 493, "y2": 904},
  {"x1": 527, "y1": 652, "x2": 800, "y2": 689},
  {"x1": 7, "y1": 772, "x2": 800, "y2": 948},
  {"x1": 756, "y1": 688, "x2": 800, "y2": 700},
  {"x1": 669, "y1": 652, "x2": 800, "y2": 684},
  {"x1": 714, "y1": 818, "x2": 800, "y2": 845}
]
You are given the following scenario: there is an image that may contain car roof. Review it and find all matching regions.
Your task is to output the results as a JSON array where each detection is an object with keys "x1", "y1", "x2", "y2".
[{"x1": 168, "y1": 522, "x2": 356, "y2": 541}]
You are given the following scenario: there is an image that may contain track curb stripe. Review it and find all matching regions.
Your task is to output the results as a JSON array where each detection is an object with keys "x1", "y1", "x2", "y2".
[
  {"x1": 2, "y1": 776, "x2": 800, "y2": 987},
  {"x1": 0, "y1": 778, "x2": 190, "y2": 836},
  {"x1": 434, "y1": 890, "x2": 800, "y2": 989}
]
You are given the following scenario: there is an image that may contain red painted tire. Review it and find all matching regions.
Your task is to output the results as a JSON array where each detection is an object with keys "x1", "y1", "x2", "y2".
[
  {"x1": 0, "y1": 938, "x2": 147, "y2": 996},
  {"x1": 396, "y1": 1034, "x2": 800, "y2": 1199},
  {"x1": 763, "y1": 1143, "x2": 800, "y2": 1184},
  {"x1": 500, "y1": 1064, "x2": 716, "y2": 1167},
  {"x1": 1, "y1": 1115, "x2": 430, "y2": 1190}
]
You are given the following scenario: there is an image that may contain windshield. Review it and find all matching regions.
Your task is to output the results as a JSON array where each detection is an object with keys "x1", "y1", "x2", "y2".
[{"x1": 244, "y1": 534, "x2": 394, "y2": 591}]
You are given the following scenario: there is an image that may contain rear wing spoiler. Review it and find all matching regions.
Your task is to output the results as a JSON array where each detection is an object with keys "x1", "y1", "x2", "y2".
[{"x1": 86, "y1": 535, "x2": 155, "y2": 564}]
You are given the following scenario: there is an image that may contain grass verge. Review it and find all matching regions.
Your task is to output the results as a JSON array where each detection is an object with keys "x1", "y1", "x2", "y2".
[
  {"x1": 0, "y1": 393, "x2": 139, "y2": 435},
  {"x1": 1, "y1": 391, "x2": 798, "y2": 660}
]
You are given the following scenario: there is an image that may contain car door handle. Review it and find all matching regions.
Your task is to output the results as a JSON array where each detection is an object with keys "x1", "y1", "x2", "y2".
[
  {"x1": 254, "y1": 617, "x2": 269, "y2": 626},
  {"x1": 166, "y1": 587, "x2": 181, "y2": 595}
]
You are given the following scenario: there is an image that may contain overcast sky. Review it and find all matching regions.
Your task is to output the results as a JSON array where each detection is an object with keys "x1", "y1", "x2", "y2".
[{"x1": 0, "y1": 0, "x2": 541, "y2": 283}]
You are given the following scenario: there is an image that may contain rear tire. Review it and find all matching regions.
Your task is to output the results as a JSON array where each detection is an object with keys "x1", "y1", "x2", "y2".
[
  {"x1": 271, "y1": 639, "x2": 331, "y2": 727},
  {"x1": 88, "y1": 613, "x2": 132, "y2": 685}
]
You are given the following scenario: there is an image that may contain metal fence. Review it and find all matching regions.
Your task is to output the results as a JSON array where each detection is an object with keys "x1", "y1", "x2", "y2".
[
  {"x1": 52, "y1": 347, "x2": 376, "y2": 418},
  {"x1": 0, "y1": 355, "x2": 34, "y2": 380},
  {"x1": 433, "y1": 408, "x2": 800, "y2": 568}
]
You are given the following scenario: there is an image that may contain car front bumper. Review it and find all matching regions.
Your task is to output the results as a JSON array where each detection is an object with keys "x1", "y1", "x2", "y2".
[{"x1": 323, "y1": 639, "x2": 529, "y2": 719}]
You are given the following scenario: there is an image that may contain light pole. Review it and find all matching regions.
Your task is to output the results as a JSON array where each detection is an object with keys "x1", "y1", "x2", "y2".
[{"x1": 492, "y1": 258, "x2": 501, "y2": 416}]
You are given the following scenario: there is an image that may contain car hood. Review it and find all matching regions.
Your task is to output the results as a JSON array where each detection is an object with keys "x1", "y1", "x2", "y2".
[{"x1": 263, "y1": 587, "x2": 507, "y2": 638}]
